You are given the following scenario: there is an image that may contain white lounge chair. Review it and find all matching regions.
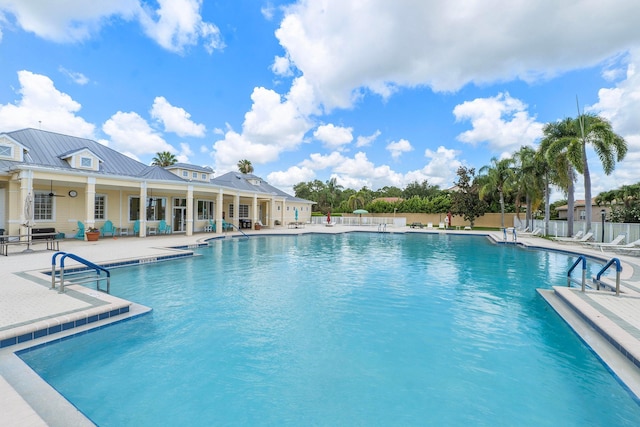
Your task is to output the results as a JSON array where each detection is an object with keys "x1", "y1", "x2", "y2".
[
  {"x1": 552, "y1": 230, "x2": 584, "y2": 242},
  {"x1": 583, "y1": 234, "x2": 626, "y2": 249},
  {"x1": 426, "y1": 222, "x2": 433, "y2": 229},
  {"x1": 556, "y1": 231, "x2": 593, "y2": 244},
  {"x1": 438, "y1": 222, "x2": 445, "y2": 229}
]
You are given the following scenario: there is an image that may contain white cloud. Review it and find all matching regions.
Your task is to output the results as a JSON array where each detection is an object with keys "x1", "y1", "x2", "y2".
[
  {"x1": 0, "y1": 70, "x2": 95, "y2": 137},
  {"x1": 211, "y1": 78, "x2": 316, "y2": 173},
  {"x1": 0, "y1": 0, "x2": 140, "y2": 42},
  {"x1": 333, "y1": 151, "x2": 405, "y2": 189},
  {"x1": 272, "y1": 55, "x2": 293, "y2": 77},
  {"x1": 58, "y1": 67, "x2": 89, "y2": 85},
  {"x1": 150, "y1": 96, "x2": 206, "y2": 137},
  {"x1": 355, "y1": 130, "x2": 380, "y2": 147},
  {"x1": 386, "y1": 138, "x2": 412, "y2": 159},
  {"x1": 0, "y1": 0, "x2": 222, "y2": 53},
  {"x1": 102, "y1": 111, "x2": 174, "y2": 156},
  {"x1": 138, "y1": 0, "x2": 223, "y2": 54},
  {"x1": 300, "y1": 151, "x2": 346, "y2": 171},
  {"x1": 267, "y1": 165, "x2": 315, "y2": 194},
  {"x1": 313, "y1": 124, "x2": 353, "y2": 150},
  {"x1": 453, "y1": 93, "x2": 543, "y2": 153},
  {"x1": 275, "y1": 0, "x2": 640, "y2": 110}
]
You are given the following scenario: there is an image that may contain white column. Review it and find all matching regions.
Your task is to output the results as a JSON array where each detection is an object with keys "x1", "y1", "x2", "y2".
[
  {"x1": 216, "y1": 189, "x2": 223, "y2": 234},
  {"x1": 252, "y1": 194, "x2": 258, "y2": 227},
  {"x1": 19, "y1": 170, "x2": 34, "y2": 236},
  {"x1": 233, "y1": 193, "x2": 240, "y2": 229},
  {"x1": 139, "y1": 182, "x2": 147, "y2": 237},
  {"x1": 85, "y1": 177, "x2": 96, "y2": 229},
  {"x1": 186, "y1": 185, "x2": 193, "y2": 236}
]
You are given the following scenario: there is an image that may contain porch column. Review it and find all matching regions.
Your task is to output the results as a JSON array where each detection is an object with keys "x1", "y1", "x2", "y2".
[
  {"x1": 186, "y1": 185, "x2": 193, "y2": 236},
  {"x1": 216, "y1": 189, "x2": 223, "y2": 235},
  {"x1": 139, "y1": 183, "x2": 147, "y2": 237},
  {"x1": 234, "y1": 193, "x2": 240, "y2": 229},
  {"x1": 85, "y1": 177, "x2": 96, "y2": 230},
  {"x1": 252, "y1": 194, "x2": 258, "y2": 227},
  {"x1": 270, "y1": 198, "x2": 276, "y2": 227}
]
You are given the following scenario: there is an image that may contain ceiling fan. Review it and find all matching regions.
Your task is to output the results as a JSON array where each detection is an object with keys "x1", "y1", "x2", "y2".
[{"x1": 48, "y1": 180, "x2": 65, "y2": 197}]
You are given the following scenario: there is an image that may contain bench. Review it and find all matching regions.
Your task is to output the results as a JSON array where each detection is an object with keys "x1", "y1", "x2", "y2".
[
  {"x1": 0, "y1": 228, "x2": 60, "y2": 256},
  {"x1": 409, "y1": 222, "x2": 423, "y2": 229}
]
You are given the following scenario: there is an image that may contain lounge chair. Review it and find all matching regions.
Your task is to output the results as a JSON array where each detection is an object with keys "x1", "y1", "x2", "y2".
[
  {"x1": 519, "y1": 227, "x2": 542, "y2": 236},
  {"x1": 583, "y1": 234, "x2": 625, "y2": 249},
  {"x1": 426, "y1": 223, "x2": 433, "y2": 229},
  {"x1": 552, "y1": 230, "x2": 584, "y2": 242},
  {"x1": 74, "y1": 221, "x2": 85, "y2": 240},
  {"x1": 100, "y1": 220, "x2": 116, "y2": 237},
  {"x1": 438, "y1": 222, "x2": 446, "y2": 229},
  {"x1": 557, "y1": 232, "x2": 593, "y2": 244}
]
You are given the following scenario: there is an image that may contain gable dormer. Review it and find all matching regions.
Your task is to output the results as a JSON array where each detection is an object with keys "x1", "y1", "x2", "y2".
[
  {"x1": 165, "y1": 163, "x2": 213, "y2": 182},
  {"x1": 59, "y1": 147, "x2": 103, "y2": 172},
  {"x1": 0, "y1": 134, "x2": 27, "y2": 162}
]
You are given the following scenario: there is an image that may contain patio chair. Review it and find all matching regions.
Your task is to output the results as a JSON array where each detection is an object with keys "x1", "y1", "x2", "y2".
[
  {"x1": 133, "y1": 220, "x2": 140, "y2": 236},
  {"x1": 100, "y1": 220, "x2": 116, "y2": 237},
  {"x1": 158, "y1": 219, "x2": 171, "y2": 234},
  {"x1": 222, "y1": 220, "x2": 233, "y2": 231},
  {"x1": 583, "y1": 234, "x2": 626, "y2": 249},
  {"x1": 204, "y1": 219, "x2": 214, "y2": 232},
  {"x1": 75, "y1": 221, "x2": 85, "y2": 240},
  {"x1": 438, "y1": 222, "x2": 446, "y2": 229}
]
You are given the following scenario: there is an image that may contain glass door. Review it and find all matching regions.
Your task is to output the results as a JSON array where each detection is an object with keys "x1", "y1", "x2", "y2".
[{"x1": 172, "y1": 198, "x2": 186, "y2": 232}]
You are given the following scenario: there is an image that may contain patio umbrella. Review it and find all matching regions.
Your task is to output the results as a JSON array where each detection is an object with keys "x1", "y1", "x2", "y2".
[
  {"x1": 23, "y1": 193, "x2": 34, "y2": 252},
  {"x1": 353, "y1": 209, "x2": 368, "y2": 225}
]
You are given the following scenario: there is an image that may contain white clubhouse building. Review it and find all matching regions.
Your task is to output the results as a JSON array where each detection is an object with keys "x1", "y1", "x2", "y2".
[{"x1": 0, "y1": 128, "x2": 314, "y2": 238}]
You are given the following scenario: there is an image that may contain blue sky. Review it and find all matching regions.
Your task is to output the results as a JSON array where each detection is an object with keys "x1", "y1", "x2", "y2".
[{"x1": 0, "y1": 1, "x2": 639, "y2": 199}]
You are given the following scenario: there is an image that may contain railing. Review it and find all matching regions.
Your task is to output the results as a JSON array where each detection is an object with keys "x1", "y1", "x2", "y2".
[
  {"x1": 592, "y1": 257, "x2": 622, "y2": 296},
  {"x1": 567, "y1": 255, "x2": 587, "y2": 292},
  {"x1": 51, "y1": 251, "x2": 111, "y2": 294},
  {"x1": 228, "y1": 223, "x2": 249, "y2": 239}
]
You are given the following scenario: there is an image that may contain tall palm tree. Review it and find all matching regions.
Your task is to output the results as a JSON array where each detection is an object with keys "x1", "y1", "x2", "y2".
[
  {"x1": 151, "y1": 151, "x2": 177, "y2": 167},
  {"x1": 539, "y1": 118, "x2": 578, "y2": 237},
  {"x1": 237, "y1": 159, "x2": 254, "y2": 174},
  {"x1": 513, "y1": 146, "x2": 544, "y2": 231},
  {"x1": 479, "y1": 157, "x2": 514, "y2": 228},
  {"x1": 573, "y1": 112, "x2": 627, "y2": 229}
]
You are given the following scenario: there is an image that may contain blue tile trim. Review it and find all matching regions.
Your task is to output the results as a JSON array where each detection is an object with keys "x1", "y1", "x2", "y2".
[
  {"x1": 45, "y1": 252, "x2": 195, "y2": 277},
  {"x1": 1, "y1": 305, "x2": 139, "y2": 350}
]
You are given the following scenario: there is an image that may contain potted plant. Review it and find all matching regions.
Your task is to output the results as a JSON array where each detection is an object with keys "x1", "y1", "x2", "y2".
[{"x1": 86, "y1": 227, "x2": 100, "y2": 241}]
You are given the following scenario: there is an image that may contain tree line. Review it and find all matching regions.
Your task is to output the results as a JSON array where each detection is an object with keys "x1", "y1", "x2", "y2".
[{"x1": 294, "y1": 111, "x2": 629, "y2": 234}]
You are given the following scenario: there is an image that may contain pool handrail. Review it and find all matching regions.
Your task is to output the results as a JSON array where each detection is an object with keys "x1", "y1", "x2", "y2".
[
  {"x1": 51, "y1": 251, "x2": 111, "y2": 294},
  {"x1": 567, "y1": 255, "x2": 587, "y2": 292},
  {"x1": 593, "y1": 257, "x2": 622, "y2": 296}
]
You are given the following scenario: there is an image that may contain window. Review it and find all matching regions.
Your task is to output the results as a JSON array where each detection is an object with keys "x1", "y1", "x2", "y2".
[
  {"x1": 201, "y1": 173, "x2": 207, "y2": 180},
  {"x1": 146, "y1": 197, "x2": 166, "y2": 221},
  {"x1": 0, "y1": 145, "x2": 11, "y2": 158},
  {"x1": 192, "y1": 172, "x2": 198, "y2": 179},
  {"x1": 229, "y1": 204, "x2": 234, "y2": 218},
  {"x1": 239, "y1": 204, "x2": 249, "y2": 218},
  {"x1": 182, "y1": 171, "x2": 188, "y2": 177},
  {"x1": 129, "y1": 197, "x2": 166, "y2": 221},
  {"x1": 94, "y1": 195, "x2": 106, "y2": 220},
  {"x1": 81, "y1": 157, "x2": 92, "y2": 168},
  {"x1": 129, "y1": 197, "x2": 140, "y2": 221},
  {"x1": 34, "y1": 192, "x2": 53, "y2": 220},
  {"x1": 579, "y1": 210, "x2": 586, "y2": 220},
  {"x1": 197, "y1": 200, "x2": 215, "y2": 220}
]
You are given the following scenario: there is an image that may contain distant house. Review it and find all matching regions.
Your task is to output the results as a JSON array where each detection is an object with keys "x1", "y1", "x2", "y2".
[
  {"x1": 555, "y1": 199, "x2": 611, "y2": 221},
  {"x1": 372, "y1": 197, "x2": 403, "y2": 203},
  {"x1": 0, "y1": 128, "x2": 314, "y2": 238}
]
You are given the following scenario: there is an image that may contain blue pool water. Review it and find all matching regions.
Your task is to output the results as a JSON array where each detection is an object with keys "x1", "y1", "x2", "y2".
[{"x1": 19, "y1": 233, "x2": 640, "y2": 426}]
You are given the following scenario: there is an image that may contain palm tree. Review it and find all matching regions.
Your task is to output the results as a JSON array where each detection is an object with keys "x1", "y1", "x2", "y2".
[
  {"x1": 237, "y1": 159, "x2": 254, "y2": 174},
  {"x1": 573, "y1": 112, "x2": 627, "y2": 230},
  {"x1": 152, "y1": 151, "x2": 177, "y2": 167},
  {"x1": 539, "y1": 118, "x2": 579, "y2": 237},
  {"x1": 513, "y1": 146, "x2": 545, "y2": 232},
  {"x1": 479, "y1": 157, "x2": 514, "y2": 228}
]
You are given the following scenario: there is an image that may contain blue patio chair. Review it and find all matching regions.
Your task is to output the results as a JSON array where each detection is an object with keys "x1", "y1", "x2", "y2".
[
  {"x1": 100, "y1": 220, "x2": 116, "y2": 237},
  {"x1": 75, "y1": 221, "x2": 85, "y2": 240},
  {"x1": 133, "y1": 220, "x2": 140, "y2": 236},
  {"x1": 222, "y1": 220, "x2": 233, "y2": 231},
  {"x1": 158, "y1": 219, "x2": 171, "y2": 234}
]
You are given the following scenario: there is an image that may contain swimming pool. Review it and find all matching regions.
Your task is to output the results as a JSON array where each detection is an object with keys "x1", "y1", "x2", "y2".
[{"x1": 19, "y1": 233, "x2": 640, "y2": 426}]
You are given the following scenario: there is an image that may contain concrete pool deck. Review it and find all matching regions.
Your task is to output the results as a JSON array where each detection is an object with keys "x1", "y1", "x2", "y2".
[{"x1": 2, "y1": 225, "x2": 640, "y2": 425}]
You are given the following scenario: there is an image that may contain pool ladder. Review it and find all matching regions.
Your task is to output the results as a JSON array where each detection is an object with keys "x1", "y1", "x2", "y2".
[
  {"x1": 567, "y1": 255, "x2": 622, "y2": 296},
  {"x1": 377, "y1": 223, "x2": 387, "y2": 233},
  {"x1": 51, "y1": 251, "x2": 111, "y2": 294}
]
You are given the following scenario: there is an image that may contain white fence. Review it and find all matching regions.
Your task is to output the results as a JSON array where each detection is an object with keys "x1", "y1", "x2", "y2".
[
  {"x1": 515, "y1": 218, "x2": 640, "y2": 244},
  {"x1": 310, "y1": 216, "x2": 406, "y2": 227}
]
